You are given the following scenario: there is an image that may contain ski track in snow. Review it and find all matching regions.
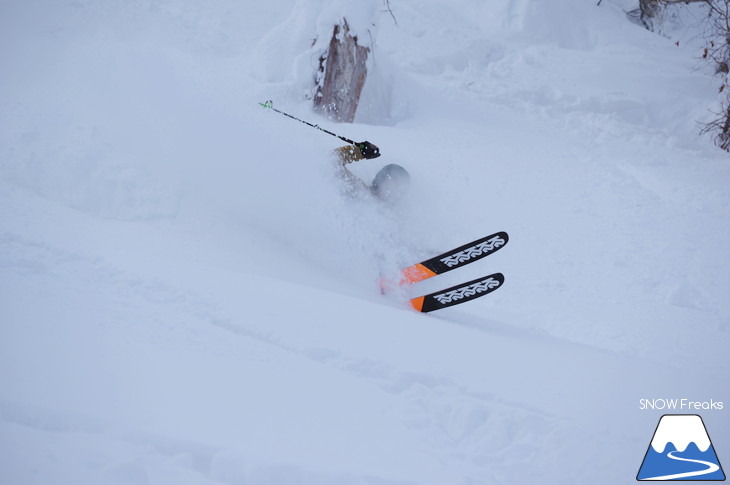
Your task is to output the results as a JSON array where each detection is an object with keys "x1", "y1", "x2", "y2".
[{"x1": 0, "y1": 197, "x2": 568, "y2": 482}]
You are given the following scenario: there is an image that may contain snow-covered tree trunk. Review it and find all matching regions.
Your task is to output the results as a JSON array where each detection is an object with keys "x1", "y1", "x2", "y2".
[
  {"x1": 630, "y1": 0, "x2": 706, "y2": 32},
  {"x1": 313, "y1": 19, "x2": 370, "y2": 123},
  {"x1": 639, "y1": 0, "x2": 661, "y2": 19}
]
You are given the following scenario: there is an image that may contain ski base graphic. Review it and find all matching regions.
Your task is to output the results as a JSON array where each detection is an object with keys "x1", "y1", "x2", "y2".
[
  {"x1": 410, "y1": 273, "x2": 505, "y2": 313},
  {"x1": 399, "y1": 232, "x2": 508, "y2": 285}
]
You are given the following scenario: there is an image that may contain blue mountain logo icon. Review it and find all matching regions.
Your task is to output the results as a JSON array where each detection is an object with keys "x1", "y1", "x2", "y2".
[{"x1": 637, "y1": 414, "x2": 725, "y2": 481}]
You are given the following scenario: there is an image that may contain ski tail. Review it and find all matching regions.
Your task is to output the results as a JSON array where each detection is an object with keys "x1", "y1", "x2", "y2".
[
  {"x1": 410, "y1": 273, "x2": 505, "y2": 313},
  {"x1": 399, "y1": 232, "x2": 508, "y2": 285}
]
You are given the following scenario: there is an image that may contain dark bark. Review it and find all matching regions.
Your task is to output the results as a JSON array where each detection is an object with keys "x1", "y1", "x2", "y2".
[{"x1": 313, "y1": 19, "x2": 370, "y2": 123}]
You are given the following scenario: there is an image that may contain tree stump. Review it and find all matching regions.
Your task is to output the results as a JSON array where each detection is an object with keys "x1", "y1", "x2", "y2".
[{"x1": 313, "y1": 19, "x2": 369, "y2": 123}]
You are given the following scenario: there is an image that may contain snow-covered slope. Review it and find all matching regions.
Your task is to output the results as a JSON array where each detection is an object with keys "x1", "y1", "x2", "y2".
[{"x1": 1, "y1": 1, "x2": 729, "y2": 484}]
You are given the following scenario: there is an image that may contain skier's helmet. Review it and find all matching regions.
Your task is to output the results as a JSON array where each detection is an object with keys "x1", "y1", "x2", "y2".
[{"x1": 371, "y1": 164, "x2": 410, "y2": 203}]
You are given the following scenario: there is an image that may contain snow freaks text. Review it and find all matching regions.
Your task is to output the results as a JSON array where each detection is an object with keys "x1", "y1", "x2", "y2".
[{"x1": 639, "y1": 399, "x2": 724, "y2": 411}]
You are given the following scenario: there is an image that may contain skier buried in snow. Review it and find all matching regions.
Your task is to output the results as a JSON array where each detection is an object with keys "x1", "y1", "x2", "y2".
[{"x1": 333, "y1": 141, "x2": 410, "y2": 203}]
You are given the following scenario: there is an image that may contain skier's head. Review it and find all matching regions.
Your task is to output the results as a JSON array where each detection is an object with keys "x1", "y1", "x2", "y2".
[{"x1": 371, "y1": 164, "x2": 410, "y2": 203}]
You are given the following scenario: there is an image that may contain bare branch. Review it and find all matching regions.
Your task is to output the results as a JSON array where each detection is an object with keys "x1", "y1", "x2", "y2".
[{"x1": 383, "y1": 0, "x2": 398, "y2": 27}]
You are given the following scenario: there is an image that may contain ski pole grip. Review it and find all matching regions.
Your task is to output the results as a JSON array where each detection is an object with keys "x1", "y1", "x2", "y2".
[{"x1": 357, "y1": 141, "x2": 381, "y2": 159}]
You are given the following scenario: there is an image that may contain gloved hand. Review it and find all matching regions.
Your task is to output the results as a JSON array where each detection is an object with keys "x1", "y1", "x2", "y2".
[{"x1": 356, "y1": 141, "x2": 381, "y2": 159}]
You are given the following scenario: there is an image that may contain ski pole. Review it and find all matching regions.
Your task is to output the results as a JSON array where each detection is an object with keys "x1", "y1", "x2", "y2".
[{"x1": 259, "y1": 100, "x2": 355, "y2": 144}]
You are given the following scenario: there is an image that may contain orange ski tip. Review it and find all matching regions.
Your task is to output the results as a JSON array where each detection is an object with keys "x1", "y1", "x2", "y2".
[
  {"x1": 410, "y1": 296, "x2": 425, "y2": 312},
  {"x1": 401, "y1": 263, "x2": 437, "y2": 285}
]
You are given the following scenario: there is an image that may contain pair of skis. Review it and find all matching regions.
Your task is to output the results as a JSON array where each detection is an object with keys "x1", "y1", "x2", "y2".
[{"x1": 388, "y1": 232, "x2": 509, "y2": 313}]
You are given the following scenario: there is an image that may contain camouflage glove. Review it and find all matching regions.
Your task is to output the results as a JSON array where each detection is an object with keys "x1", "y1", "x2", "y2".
[{"x1": 356, "y1": 141, "x2": 381, "y2": 159}]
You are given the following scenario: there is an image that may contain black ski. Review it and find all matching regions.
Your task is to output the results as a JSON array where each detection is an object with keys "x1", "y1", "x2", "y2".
[
  {"x1": 410, "y1": 273, "x2": 505, "y2": 313},
  {"x1": 398, "y1": 232, "x2": 508, "y2": 285}
]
